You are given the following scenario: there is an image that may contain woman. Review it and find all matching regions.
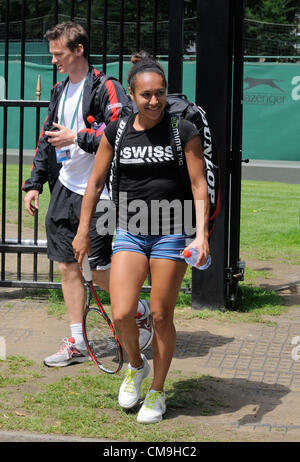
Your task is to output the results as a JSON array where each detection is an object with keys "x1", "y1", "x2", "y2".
[{"x1": 72, "y1": 52, "x2": 209, "y2": 424}]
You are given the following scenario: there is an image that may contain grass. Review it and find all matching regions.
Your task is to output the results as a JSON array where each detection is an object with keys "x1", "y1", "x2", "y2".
[
  {"x1": 173, "y1": 260, "x2": 288, "y2": 324},
  {"x1": 184, "y1": 296, "x2": 284, "y2": 325},
  {"x1": 240, "y1": 180, "x2": 300, "y2": 264},
  {"x1": 175, "y1": 285, "x2": 286, "y2": 325},
  {"x1": 0, "y1": 163, "x2": 50, "y2": 232},
  {"x1": 0, "y1": 356, "x2": 218, "y2": 442}
]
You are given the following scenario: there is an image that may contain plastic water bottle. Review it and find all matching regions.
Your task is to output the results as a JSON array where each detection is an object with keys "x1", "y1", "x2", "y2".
[
  {"x1": 182, "y1": 248, "x2": 211, "y2": 270},
  {"x1": 87, "y1": 115, "x2": 106, "y2": 132}
]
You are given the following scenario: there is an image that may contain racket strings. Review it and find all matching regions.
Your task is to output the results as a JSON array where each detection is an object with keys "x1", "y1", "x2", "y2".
[{"x1": 85, "y1": 308, "x2": 122, "y2": 373}]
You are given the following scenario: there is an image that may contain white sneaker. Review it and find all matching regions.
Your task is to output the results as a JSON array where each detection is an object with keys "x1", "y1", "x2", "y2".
[
  {"x1": 137, "y1": 390, "x2": 166, "y2": 424},
  {"x1": 118, "y1": 354, "x2": 150, "y2": 409},
  {"x1": 136, "y1": 300, "x2": 153, "y2": 351}
]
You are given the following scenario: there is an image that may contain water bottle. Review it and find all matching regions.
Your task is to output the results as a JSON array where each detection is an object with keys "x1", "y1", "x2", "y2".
[
  {"x1": 182, "y1": 248, "x2": 211, "y2": 270},
  {"x1": 87, "y1": 115, "x2": 106, "y2": 132},
  {"x1": 94, "y1": 121, "x2": 106, "y2": 132}
]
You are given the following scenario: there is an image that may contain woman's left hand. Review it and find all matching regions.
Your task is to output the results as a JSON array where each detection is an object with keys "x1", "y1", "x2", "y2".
[{"x1": 183, "y1": 238, "x2": 210, "y2": 268}]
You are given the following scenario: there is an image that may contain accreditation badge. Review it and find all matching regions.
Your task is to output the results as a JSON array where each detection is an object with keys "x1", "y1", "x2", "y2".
[{"x1": 56, "y1": 148, "x2": 71, "y2": 163}]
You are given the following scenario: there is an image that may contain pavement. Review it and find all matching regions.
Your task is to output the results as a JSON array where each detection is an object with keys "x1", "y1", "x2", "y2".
[
  {"x1": 242, "y1": 159, "x2": 300, "y2": 184},
  {"x1": 0, "y1": 284, "x2": 300, "y2": 442}
]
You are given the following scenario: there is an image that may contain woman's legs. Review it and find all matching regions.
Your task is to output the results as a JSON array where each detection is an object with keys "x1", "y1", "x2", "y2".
[
  {"x1": 109, "y1": 250, "x2": 149, "y2": 368},
  {"x1": 148, "y1": 258, "x2": 187, "y2": 391},
  {"x1": 108, "y1": 232, "x2": 187, "y2": 417},
  {"x1": 110, "y1": 238, "x2": 187, "y2": 388}
]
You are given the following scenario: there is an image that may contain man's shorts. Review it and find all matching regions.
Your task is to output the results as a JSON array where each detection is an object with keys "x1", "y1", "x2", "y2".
[
  {"x1": 112, "y1": 228, "x2": 188, "y2": 262},
  {"x1": 46, "y1": 180, "x2": 113, "y2": 270}
]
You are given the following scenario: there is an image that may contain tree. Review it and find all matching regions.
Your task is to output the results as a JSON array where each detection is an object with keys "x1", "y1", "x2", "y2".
[
  {"x1": 245, "y1": 0, "x2": 299, "y2": 23},
  {"x1": 245, "y1": 0, "x2": 299, "y2": 56},
  {"x1": 0, "y1": 1, "x2": 202, "y2": 58}
]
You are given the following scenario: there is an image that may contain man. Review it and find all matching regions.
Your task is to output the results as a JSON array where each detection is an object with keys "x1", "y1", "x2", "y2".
[{"x1": 22, "y1": 22, "x2": 152, "y2": 367}]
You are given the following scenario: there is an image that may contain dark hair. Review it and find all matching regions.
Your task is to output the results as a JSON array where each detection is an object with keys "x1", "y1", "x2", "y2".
[
  {"x1": 45, "y1": 22, "x2": 89, "y2": 58},
  {"x1": 127, "y1": 51, "x2": 166, "y2": 93}
]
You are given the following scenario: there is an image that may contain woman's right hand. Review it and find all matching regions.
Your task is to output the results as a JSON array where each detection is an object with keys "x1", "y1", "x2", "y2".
[{"x1": 72, "y1": 232, "x2": 91, "y2": 267}]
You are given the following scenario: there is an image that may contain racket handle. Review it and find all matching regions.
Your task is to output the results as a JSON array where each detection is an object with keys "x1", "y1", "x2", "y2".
[{"x1": 82, "y1": 254, "x2": 92, "y2": 282}]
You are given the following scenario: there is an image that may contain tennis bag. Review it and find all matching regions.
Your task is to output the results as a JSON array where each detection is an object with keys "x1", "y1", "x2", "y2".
[{"x1": 109, "y1": 93, "x2": 220, "y2": 238}]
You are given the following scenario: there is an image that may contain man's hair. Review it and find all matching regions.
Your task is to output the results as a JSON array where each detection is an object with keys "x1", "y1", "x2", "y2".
[
  {"x1": 127, "y1": 50, "x2": 166, "y2": 93},
  {"x1": 45, "y1": 22, "x2": 89, "y2": 58}
]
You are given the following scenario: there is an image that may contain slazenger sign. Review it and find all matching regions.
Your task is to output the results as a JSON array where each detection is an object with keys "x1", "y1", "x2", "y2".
[{"x1": 243, "y1": 74, "x2": 300, "y2": 105}]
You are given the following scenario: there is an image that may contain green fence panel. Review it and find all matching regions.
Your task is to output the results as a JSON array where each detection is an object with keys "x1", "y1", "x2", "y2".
[
  {"x1": 0, "y1": 61, "x2": 51, "y2": 150},
  {"x1": 242, "y1": 62, "x2": 300, "y2": 161}
]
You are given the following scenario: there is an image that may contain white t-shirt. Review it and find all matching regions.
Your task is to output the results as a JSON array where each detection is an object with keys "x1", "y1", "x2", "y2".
[{"x1": 57, "y1": 77, "x2": 109, "y2": 199}]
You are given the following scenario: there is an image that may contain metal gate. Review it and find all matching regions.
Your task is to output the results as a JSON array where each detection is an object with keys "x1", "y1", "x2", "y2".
[{"x1": 0, "y1": 0, "x2": 245, "y2": 308}]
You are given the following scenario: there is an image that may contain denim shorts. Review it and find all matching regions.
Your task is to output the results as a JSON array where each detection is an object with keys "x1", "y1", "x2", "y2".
[{"x1": 112, "y1": 228, "x2": 188, "y2": 262}]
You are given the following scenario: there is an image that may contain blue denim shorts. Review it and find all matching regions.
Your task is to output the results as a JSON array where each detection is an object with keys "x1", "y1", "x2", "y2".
[{"x1": 112, "y1": 228, "x2": 188, "y2": 262}]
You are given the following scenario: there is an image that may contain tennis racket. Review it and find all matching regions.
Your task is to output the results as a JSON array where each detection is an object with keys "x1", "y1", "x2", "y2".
[{"x1": 82, "y1": 254, "x2": 123, "y2": 374}]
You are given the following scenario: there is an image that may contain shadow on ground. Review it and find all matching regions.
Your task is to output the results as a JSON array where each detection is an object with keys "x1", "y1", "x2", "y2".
[{"x1": 166, "y1": 375, "x2": 290, "y2": 426}]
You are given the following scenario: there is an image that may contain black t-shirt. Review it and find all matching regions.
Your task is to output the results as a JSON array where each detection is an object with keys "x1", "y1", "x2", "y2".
[{"x1": 105, "y1": 112, "x2": 199, "y2": 235}]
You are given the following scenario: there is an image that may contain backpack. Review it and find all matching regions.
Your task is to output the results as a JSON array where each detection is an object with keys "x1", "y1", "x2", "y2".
[
  {"x1": 109, "y1": 93, "x2": 220, "y2": 238},
  {"x1": 166, "y1": 94, "x2": 220, "y2": 238},
  {"x1": 93, "y1": 73, "x2": 132, "y2": 122}
]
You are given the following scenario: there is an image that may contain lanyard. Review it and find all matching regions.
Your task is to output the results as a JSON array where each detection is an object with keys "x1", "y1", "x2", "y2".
[{"x1": 59, "y1": 74, "x2": 88, "y2": 130}]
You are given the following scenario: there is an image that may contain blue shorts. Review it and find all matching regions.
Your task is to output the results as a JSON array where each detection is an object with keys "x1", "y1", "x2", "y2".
[{"x1": 112, "y1": 228, "x2": 188, "y2": 262}]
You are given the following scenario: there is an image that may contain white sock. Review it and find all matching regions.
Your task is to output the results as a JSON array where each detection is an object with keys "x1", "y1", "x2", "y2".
[
  {"x1": 137, "y1": 300, "x2": 146, "y2": 316},
  {"x1": 70, "y1": 323, "x2": 85, "y2": 348}
]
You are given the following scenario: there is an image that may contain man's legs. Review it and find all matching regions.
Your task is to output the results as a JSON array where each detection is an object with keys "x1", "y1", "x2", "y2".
[
  {"x1": 44, "y1": 182, "x2": 93, "y2": 367},
  {"x1": 43, "y1": 260, "x2": 92, "y2": 367},
  {"x1": 44, "y1": 188, "x2": 152, "y2": 367},
  {"x1": 43, "y1": 260, "x2": 151, "y2": 367},
  {"x1": 59, "y1": 262, "x2": 85, "y2": 325},
  {"x1": 58, "y1": 260, "x2": 111, "y2": 321},
  {"x1": 59, "y1": 264, "x2": 110, "y2": 348}
]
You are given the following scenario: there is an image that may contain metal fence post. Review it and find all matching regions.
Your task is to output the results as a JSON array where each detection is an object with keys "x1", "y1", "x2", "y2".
[
  {"x1": 168, "y1": 0, "x2": 184, "y2": 94},
  {"x1": 226, "y1": 0, "x2": 246, "y2": 309},
  {"x1": 192, "y1": 0, "x2": 238, "y2": 310}
]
